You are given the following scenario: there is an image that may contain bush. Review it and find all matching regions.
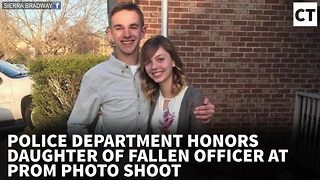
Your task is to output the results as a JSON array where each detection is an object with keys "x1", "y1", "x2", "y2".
[{"x1": 28, "y1": 54, "x2": 108, "y2": 134}]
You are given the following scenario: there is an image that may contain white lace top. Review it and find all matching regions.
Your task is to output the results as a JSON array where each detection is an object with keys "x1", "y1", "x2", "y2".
[{"x1": 150, "y1": 86, "x2": 188, "y2": 134}]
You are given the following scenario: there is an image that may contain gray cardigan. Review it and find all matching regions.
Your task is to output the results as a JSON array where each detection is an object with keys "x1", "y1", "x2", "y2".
[{"x1": 148, "y1": 86, "x2": 208, "y2": 135}]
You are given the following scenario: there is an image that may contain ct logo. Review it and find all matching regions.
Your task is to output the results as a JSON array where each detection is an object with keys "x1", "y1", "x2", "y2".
[{"x1": 293, "y1": 2, "x2": 318, "y2": 27}]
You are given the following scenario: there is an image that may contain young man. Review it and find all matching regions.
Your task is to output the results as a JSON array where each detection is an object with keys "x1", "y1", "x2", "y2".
[{"x1": 67, "y1": 2, "x2": 214, "y2": 136}]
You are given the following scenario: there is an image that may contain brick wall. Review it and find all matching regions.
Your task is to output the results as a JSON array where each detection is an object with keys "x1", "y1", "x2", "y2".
[{"x1": 124, "y1": 0, "x2": 320, "y2": 135}]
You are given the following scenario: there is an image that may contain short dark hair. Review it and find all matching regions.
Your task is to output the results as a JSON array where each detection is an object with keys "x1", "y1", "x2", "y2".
[{"x1": 108, "y1": 2, "x2": 144, "y2": 27}]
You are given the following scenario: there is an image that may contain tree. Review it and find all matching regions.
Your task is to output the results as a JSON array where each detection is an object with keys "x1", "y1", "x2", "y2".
[
  {"x1": 47, "y1": 18, "x2": 101, "y2": 55},
  {"x1": 0, "y1": 10, "x2": 21, "y2": 60},
  {"x1": 1, "y1": 0, "x2": 108, "y2": 60}
]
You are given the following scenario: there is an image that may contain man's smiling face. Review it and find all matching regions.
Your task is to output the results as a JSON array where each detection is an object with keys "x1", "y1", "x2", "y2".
[{"x1": 108, "y1": 10, "x2": 146, "y2": 59}]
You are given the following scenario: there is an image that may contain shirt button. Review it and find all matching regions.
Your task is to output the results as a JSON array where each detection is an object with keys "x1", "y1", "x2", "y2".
[
  {"x1": 138, "y1": 112, "x2": 140, "y2": 114},
  {"x1": 138, "y1": 128, "x2": 140, "y2": 131},
  {"x1": 126, "y1": 66, "x2": 129, "y2": 68},
  {"x1": 138, "y1": 95, "x2": 140, "y2": 98}
]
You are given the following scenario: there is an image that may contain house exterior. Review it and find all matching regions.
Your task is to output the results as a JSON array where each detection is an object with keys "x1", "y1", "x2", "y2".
[{"x1": 112, "y1": 0, "x2": 320, "y2": 136}]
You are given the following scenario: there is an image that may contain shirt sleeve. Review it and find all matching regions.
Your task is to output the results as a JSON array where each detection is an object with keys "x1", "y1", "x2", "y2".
[{"x1": 67, "y1": 73, "x2": 101, "y2": 136}]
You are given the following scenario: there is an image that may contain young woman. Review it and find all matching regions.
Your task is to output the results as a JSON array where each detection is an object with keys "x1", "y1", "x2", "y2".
[{"x1": 140, "y1": 35, "x2": 208, "y2": 135}]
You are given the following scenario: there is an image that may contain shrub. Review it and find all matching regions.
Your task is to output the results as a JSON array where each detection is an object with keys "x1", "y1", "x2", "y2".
[{"x1": 28, "y1": 54, "x2": 108, "y2": 134}]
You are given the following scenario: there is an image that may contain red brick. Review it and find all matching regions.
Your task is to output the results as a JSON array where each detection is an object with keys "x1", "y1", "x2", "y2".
[
  {"x1": 265, "y1": 0, "x2": 279, "y2": 4},
  {"x1": 189, "y1": 19, "x2": 203, "y2": 25},
  {"x1": 173, "y1": 19, "x2": 188, "y2": 24}
]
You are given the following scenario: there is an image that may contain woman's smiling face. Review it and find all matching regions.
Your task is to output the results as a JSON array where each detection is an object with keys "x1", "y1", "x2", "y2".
[{"x1": 145, "y1": 46, "x2": 175, "y2": 87}]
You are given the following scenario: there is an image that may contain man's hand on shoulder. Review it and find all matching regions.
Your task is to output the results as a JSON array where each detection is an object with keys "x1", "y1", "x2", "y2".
[{"x1": 194, "y1": 97, "x2": 215, "y2": 124}]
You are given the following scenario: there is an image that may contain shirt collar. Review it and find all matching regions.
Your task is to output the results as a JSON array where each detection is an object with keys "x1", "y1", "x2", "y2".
[{"x1": 109, "y1": 53, "x2": 141, "y2": 72}]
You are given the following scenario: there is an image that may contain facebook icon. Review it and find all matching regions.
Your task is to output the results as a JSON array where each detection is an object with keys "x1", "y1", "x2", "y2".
[{"x1": 52, "y1": 2, "x2": 61, "y2": 9}]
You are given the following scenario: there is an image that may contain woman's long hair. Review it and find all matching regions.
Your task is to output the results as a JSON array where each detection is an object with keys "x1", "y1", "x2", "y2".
[{"x1": 139, "y1": 35, "x2": 187, "y2": 102}]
